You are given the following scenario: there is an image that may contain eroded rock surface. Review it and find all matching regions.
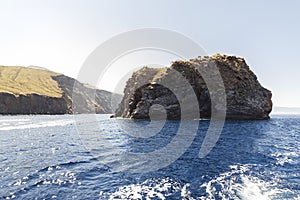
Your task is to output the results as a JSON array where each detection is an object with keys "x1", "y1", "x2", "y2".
[{"x1": 114, "y1": 54, "x2": 272, "y2": 120}]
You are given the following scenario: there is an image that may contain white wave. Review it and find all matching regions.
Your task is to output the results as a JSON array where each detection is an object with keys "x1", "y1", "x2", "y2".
[
  {"x1": 271, "y1": 151, "x2": 298, "y2": 166},
  {"x1": 200, "y1": 164, "x2": 299, "y2": 200},
  {"x1": 100, "y1": 164, "x2": 299, "y2": 199},
  {"x1": 0, "y1": 119, "x2": 31, "y2": 122},
  {"x1": 236, "y1": 176, "x2": 282, "y2": 200},
  {"x1": 0, "y1": 120, "x2": 74, "y2": 131},
  {"x1": 100, "y1": 177, "x2": 186, "y2": 200}
]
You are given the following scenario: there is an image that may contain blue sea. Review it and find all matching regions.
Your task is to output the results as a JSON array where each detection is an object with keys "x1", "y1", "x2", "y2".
[{"x1": 0, "y1": 114, "x2": 299, "y2": 199}]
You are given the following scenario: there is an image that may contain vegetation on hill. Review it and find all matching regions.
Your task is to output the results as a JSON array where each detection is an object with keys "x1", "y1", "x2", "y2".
[
  {"x1": 0, "y1": 65, "x2": 122, "y2": 114},
  {"x1": 0, "y1": 66, "x2": 62, "y2": 97}
]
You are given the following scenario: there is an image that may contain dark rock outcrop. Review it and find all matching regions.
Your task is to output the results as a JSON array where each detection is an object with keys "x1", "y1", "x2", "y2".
[
  {"x1": 0, "y1": 67, "x2": 122, "y2": 115},
  {"x1": 114, "y1": 54, "x2": 272, "y2": 120},
  {"x1": 0, "y1": 92, "x2": 69, "y2": 114}
]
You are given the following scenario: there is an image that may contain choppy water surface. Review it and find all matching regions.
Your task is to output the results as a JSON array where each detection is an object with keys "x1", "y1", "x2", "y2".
[{"x1": 0, "y1": 114, "x2": 299, "y2": 199}]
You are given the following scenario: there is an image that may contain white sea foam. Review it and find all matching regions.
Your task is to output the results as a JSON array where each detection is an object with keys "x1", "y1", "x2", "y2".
[
  {"x1": 271, "y1": 151, "x2": 298, "y2": 166},
  {"x1": 0, "y1": 119, "x2": 74, "y2": 131},
  {"x1": 236, "y1": 176, "x2": 276, "y2": 200},
  {"x1": 101, "y1": 177, "x2": 184, "y2": 199},
  {"x1": 0, "y1": 119, "x2": 31, "y2": 122},
  {"x1": 200, "y1": 164, "x2": 299, "y2": 200},
  {"x1": 100, "y1": 165, "x2": 299, "y2": 200}
]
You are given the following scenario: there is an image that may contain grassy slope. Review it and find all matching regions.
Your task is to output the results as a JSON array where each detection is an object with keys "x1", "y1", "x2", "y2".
[{"x1": 0, "y1": 66, "x2": 62, "y2": 97}]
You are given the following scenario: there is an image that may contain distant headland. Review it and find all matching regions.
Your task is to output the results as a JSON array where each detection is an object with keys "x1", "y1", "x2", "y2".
[
  {"x1": 114, "y1": 54, "x2": 272, "y2": 120},
  {"x1": 0, "y1": 66, "x2": 121, "y2": 114}
]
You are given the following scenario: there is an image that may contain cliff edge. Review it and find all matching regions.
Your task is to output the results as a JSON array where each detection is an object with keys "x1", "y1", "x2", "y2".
[
  {"x1": 0, "y1": 66, "x2": 121, "y2": 114},
  {"x1": 114, "y1": 54, "x2": 272, "y2": 120}
]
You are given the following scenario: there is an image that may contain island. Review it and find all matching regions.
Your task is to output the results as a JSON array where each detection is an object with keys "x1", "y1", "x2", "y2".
[
  {"x1": 0, "y1": 66, "x2": 121, "y2": 114},
  {"x1": 114, "y1": 54, "x2": 272, "y2": 120}
]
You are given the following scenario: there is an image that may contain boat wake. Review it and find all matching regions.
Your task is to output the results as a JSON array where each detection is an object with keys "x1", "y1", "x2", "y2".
[{"x1": 100, "y1": 164, "x2": 300, "y2": 199}]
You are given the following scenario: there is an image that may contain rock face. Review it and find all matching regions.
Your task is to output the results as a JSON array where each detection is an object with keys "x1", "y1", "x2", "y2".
[
  {"x1": 0, "y1": 66, "x2": 122, "y2": 114},
  {"x1": 52, "y1": 75, "x2": 122, "y2": 114},
  {"x1": 114, "y1": 54, "x2": 272, "y2": 120}
]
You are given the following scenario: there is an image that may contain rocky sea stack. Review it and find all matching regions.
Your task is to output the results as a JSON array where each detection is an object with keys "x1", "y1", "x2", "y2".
[
  {"x1": 0, "y1": 66, "x2": 121, "y2": 114},
  {"x1": 114, "y1": 54, "x2": 272, "y2": 120}
]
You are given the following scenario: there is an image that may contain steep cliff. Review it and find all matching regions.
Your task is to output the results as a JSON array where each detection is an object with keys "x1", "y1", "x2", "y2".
[
  {"x1": 114, "y1": 54, "x2": 272, "y2": 120},
  {"x1": 0, "y1": 66, "x2": 121, "y2": 114}
]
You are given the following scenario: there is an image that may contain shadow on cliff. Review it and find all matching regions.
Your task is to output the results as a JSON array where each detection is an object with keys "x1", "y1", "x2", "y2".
[{"x1": 52, "y1": 75, "x2": 122, "y2": 114}]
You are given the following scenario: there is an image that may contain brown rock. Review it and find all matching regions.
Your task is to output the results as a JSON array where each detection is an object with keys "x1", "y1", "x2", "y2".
[{"x1": 114, "y1": 54, "x2": 272, "y2": 120}]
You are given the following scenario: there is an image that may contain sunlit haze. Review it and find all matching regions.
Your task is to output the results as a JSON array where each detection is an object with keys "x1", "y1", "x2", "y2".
[{"x1": 0, "y1": 0, "x2": 299, "y2": 107}]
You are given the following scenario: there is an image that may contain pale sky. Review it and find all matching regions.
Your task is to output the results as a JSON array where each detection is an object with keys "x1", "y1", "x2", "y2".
[{"x1": 0, "y1": 0, "x2": 299, "y2": 107}]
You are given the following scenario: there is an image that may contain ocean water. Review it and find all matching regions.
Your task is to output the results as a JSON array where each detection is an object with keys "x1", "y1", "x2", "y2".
[{"x1": 0, "y1": 114, "x2": 299, "y2": 199}]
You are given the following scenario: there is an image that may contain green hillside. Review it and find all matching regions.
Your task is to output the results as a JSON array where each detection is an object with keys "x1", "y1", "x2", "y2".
[{"x1": 0, "y1": 66, "x2": 62, "y2": 97}]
